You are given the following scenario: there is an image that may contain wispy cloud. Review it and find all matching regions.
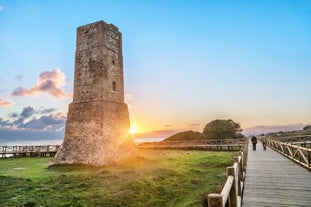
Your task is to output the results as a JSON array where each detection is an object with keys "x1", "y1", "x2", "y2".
[
  {"x1": 38, "y1": 107, "x2": 57, "y2": 114},
  {"x1": 12, "y1": 68, "x2": 71, "y2": 98},
  {"x1": 0, "y1": 98, "x2": 15, "y2": 108},
  {"x1": 0, "y1": 6, "x2": 4, "y2": 11}
]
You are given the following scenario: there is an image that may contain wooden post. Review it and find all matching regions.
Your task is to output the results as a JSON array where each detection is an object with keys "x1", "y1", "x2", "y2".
[
  {"x1": 238, "y1": 151, "x2": 244, "y2": 175},
  {"x1": 233, "y1": 156, "x2": 242, "y2": 196},
  {"x1": 227, "y1": 166, "x2": 238, "y2": 207},
  {"x1": 297, "y1": 145, "x2": 301, "y2": 162},
  {"x1": 307, "y1": 146, "x2": 311, "y2": 170},
  {"x1": 208, "y1": 193, "x2": 223, "y2": 207}
]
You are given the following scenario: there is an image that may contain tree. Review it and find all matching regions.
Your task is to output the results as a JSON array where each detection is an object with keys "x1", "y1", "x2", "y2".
[
  {"x1": 303, "y1": 125, "x2": 311, "y2": 131},
  {"x1": 203, "y1": 119, "x2": 242, "y2": 139}
]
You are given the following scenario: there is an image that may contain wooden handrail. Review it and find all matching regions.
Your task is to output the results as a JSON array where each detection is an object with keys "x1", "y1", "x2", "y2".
[
  {"x1": 137, "y1": 138, "x2": 246, "y2": 151},
  {"x1": 221, "y1": 175, "x2": 234, "y2": 205},
  {"x1": 0, "y1": 145, "x2": 60, "y2": 158},
  {"x1": 140, "y1": 138, "x2": 246, "y2": 145},
  {"x1": 267, "y1": 139, "x2": 311, "y2": 170},
  {"x1": 207, "y1": 138, "x2": 248, "y2": 207},
  {"x1": 267, "y1": 135, "x2": 311, "y2": 146}
]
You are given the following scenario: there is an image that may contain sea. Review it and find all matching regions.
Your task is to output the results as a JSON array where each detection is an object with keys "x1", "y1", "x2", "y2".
[
  {"x1": 0, "y1": 137, "x2": 166, "y2": 146},
  {"x1": 0, "y1": 137, "x2": 166, "y2": 158}
]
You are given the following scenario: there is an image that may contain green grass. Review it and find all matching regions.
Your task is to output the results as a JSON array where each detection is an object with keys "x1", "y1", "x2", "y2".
[{"x1": 0, "y1": 150, "x2": 235, "y2": 207}]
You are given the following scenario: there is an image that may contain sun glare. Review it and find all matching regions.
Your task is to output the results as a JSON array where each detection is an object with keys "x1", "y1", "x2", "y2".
[{"x1": 129, "y1": 126, "x2": 137, "y2": 134}]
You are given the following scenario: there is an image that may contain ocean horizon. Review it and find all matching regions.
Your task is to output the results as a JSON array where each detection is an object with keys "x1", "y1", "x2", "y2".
[{"x1": 0, "y1": 136, "x2": 166, "y2": 146}]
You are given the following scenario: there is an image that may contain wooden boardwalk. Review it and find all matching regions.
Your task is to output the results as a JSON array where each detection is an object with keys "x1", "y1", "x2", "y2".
[
  {"x1": 243, "y1": 141, "x2": 311, "y2": 207},
  {"x1": 137, "y1": 138, "x2": 246, "y2": 151},
  {"x1": 0, "y1": 145, "x2": 59, "y2": 158}
]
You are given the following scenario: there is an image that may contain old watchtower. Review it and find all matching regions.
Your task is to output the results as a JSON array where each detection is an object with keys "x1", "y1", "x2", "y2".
[{"x1": 53, "y1": 21, "x2": 136, "y2": 165}]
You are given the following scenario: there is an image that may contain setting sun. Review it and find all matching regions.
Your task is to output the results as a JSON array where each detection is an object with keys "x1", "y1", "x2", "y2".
[{"x1": 129, "y1": 126, "x2": 137, "y2": 134}]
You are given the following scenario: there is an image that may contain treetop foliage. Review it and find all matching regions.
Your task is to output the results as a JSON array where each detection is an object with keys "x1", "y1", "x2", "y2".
[
  {"x1": 163, "y1": 119, "x2": 243, "y2": 141},
  {"x1": 203, "y1": 119, "x2": 242, "y2": 139}
]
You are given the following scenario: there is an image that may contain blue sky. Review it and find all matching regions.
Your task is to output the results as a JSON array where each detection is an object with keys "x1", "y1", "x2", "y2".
[{"x1": 0, "y1": 0, "x2": 311, "y2": 142}]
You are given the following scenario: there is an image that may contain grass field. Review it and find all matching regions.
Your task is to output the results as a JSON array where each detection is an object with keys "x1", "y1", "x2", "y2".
[{"x1": 0, "y1": 150, "x2": 235, "y2": 207}]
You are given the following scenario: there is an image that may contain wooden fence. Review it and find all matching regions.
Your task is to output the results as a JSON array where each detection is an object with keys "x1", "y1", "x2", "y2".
[
  {"x1": 267, "y1": 135, "x2": 311, "y2": 147},
  {"x1": 267, "y1": 139, "x2": 311, "y2": 170},
  {"x1": 0, "y1": 145, "x2": 60, "y2": 158},
  {"x1": 137, "y1": 138, "x2": 246, "y2": 151},
  {"x1": 207, "y1": 138, "x2": 248, "y2": 207}
]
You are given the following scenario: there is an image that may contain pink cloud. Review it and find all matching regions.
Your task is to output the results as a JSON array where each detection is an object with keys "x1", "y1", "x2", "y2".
[
  {"x1": 0, "y1": 98, "x2": 15, "y2": 108},
  {"x1": 12, "y1": 68, "x2": 70, "y2": 98}
]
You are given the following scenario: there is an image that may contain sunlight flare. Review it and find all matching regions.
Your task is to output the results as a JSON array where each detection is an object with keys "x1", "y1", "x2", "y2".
[{"x1": 129, "y1": 125, "x2": 137, "y2": 135}]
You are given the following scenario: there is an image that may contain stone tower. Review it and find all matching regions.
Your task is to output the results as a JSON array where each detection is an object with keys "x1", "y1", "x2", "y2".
[{"x1": 53, "y1": 21, "x2": 136, "y2": 165}]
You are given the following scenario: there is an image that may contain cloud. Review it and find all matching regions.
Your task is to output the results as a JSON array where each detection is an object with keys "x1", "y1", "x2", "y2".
[
  {"x1": 0, "y1": 98, "x2": 15, "y2": 108},
  {"x1": 9, "y1": 106, "x2": 35, "y2": 126},
  {"x1": 20, "y1": 113, "x2": 66, "y2": 131},
  {"x1": 21, "y1": 106, "x2": 35, "y2": 118},
  {"x1": 0, "y1": 127, "x2": 64, "y2": 143},
  {"x1": 0, "y1": 106, "x2": 66, "y2": 132},
  {"x1": 0, "y1": 108, "x2": 66, "y2": 143},
  {"x1": 12, "y1": 68, "x2": 70, "y2": 98},
  {"x1": 12, "y1": 106, "x2": 35, "y2": 126},
  {"x1": 39, "y1": 107, "x2": 57, "y2": 114},
  {"x1": 0, "y1": 118, "x2": 11, "y2": 126},
  {"x1": 0, "y1": 6, "x2": 3, "y2": 11},
  {"x1": 9, "y1": 113, "x2": 19, "y2": 118}
]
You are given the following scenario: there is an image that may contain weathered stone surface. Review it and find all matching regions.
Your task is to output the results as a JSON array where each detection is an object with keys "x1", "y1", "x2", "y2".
[{"x1": 53, "y1": 21, "x2": 136, "y2": 165}]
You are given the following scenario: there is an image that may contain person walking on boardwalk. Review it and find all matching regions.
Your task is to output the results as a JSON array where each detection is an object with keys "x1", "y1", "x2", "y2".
[
  {"x1": 251, "y1": 136, "x2": 257, "y2": 151},
  {"x1": 261, "y1": 136, "x2": 267, "y2": 150}
]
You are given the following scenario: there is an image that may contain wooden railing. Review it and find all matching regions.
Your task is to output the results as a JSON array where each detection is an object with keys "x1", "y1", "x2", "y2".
[
  {"x1": 0, "y1": 145, "x2": 60, "y2": 158},
  {"x1": 207, "y1": 139, "x2": 248, "y2": 207},
  {"x1": 267, "y1": 139, "x2": 311, "y2": 170},
  {"x1": 137, "y1": 138, "x2": 246, "y2": 151},
  {"x1": 267, "y1": 135, "x2": 311, "y2": 148}
]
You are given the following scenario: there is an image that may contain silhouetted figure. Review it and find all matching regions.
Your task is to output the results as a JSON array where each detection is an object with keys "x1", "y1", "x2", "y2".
[
  {"x1": 261, "y1": 137, "x2": 267, "y2": 150},
  {"x1": 251, "y1": 136, "x2": 257, "y2": 151}
]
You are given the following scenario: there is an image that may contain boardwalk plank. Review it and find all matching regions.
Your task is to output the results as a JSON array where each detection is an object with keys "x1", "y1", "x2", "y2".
[{"x1": 243, "y1": 141, "x2": 311, "y2": 207}]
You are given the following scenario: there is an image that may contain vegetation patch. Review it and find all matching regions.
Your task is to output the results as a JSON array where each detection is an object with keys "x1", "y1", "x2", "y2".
[
  {"x1": 0, "y1": 150, "x2": 234, "y2": 207},
  {"x1": 163, "y1": 119, "x2": 243, "y2": 141}
]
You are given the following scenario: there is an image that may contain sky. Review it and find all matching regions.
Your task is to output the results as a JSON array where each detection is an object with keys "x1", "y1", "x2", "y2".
[{"x1": 0, "y1": 0, "x2": 311, "y2": 143}]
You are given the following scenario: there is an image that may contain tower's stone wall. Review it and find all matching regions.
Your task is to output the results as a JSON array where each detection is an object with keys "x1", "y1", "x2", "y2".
[
  {"x1": 73, "y1": 21, "x2": 124, "y2": 103},
  {"x1": 53, "y1": 21, "x2": 136, "y2": 166}
]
